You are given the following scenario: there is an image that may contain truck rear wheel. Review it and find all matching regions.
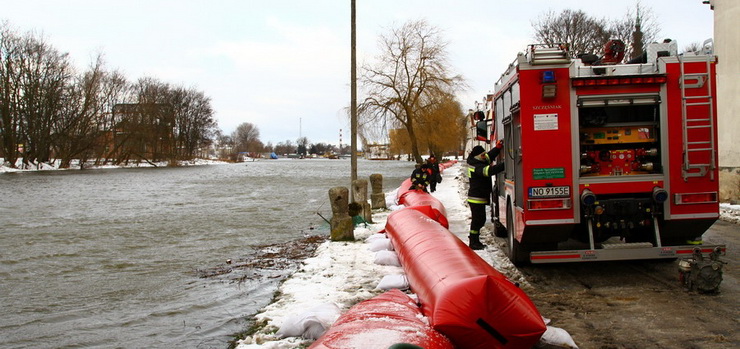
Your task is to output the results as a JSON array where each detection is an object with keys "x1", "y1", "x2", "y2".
[{"x1": 493, "y1": 220, "x2": 507, "y2": 237}]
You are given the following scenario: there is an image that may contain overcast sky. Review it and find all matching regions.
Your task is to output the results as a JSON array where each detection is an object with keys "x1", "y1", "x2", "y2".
[{"x1": 1, "y1": 0, "x2": 714, "y2": 146}]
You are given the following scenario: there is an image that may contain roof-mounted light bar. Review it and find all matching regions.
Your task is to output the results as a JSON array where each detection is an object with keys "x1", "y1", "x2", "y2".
[{"x1": 572, "y1": 75, "x2": 667, "y2": 87}]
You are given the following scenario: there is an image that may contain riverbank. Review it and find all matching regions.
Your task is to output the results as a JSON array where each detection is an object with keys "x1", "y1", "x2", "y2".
[
  {"x1": 0, "y1": 158, "x2": 229, "y2": 173},
  {"x1": 231, "y1": 164, "x2": 536, "y2": 348},
  {"x1": 1, "y1": 159, "x2": 415, "y2": 348},
  {"x1": 234, "y1": 163, "x2": 740, "y2": 348}
]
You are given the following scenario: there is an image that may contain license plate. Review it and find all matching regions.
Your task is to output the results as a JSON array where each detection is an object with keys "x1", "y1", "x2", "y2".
[{"x1": 529, "y1": 186, "x2": 570, "y2": 198}]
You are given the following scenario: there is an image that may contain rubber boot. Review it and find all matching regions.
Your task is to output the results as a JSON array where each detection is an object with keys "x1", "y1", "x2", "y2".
[{"x1": 468, "y1": 234, "x2": 486, "y2": 250}]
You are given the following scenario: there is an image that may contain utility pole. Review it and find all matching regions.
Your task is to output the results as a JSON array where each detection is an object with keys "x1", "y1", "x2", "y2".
[{"x1": 350, "y1": 0, "x2": 358, "y2": 201}]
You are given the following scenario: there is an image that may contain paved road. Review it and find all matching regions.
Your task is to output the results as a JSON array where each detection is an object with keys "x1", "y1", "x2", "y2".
[{"x1": 515, "y1": 220, "x2": 738, "y2": 348}]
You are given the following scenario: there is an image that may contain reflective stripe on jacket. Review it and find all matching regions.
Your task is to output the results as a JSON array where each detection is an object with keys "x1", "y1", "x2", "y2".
[{"x1": 466, "y1": 147, "x2": 504, "y2": 204}]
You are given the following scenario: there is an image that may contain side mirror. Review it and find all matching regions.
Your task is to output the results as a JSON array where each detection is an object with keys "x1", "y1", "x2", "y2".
[{"x1": 476, "y1": 120, "x2": 488, "y2": 141}]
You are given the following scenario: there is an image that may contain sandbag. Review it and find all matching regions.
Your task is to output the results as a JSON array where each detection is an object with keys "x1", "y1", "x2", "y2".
[
  {"x1": 374, "y1": 250, "x2": 401, "y2": 267},
  {"x1": 376, "y1": 274, "x2": 409, "y2": 290},
  {"x1": 536, "y1": 326, "x2": 579, "y2": 349},
  {"x1": 277, "y1": 303, "x2": 341, "y2": 340},
  {"x1": 367, "y1": 237, "x2": 393, "y2": 252}
]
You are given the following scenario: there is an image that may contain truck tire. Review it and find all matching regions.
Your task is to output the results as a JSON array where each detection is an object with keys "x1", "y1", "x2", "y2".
[{"x1": 493, "y1": 219, "x2": 507, "y2": 237}]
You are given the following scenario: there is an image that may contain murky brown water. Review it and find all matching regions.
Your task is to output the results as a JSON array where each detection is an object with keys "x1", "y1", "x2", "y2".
[{"x1": 0, "y1": 159, "x2": 411, "y2": 348}]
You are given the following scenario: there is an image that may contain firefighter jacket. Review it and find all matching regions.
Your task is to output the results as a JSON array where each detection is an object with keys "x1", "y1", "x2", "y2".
[
  {"x1": 466, "y1": 147, "x2": 504, "y2": 204},
  {"x1": 410, "y1": 167, "x2": 431, "y2": 190}
]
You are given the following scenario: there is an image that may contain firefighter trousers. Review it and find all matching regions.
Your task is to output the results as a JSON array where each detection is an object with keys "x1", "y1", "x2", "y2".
[{"x1": 469, "y1": 202, "x2": 487, "y2": 234}]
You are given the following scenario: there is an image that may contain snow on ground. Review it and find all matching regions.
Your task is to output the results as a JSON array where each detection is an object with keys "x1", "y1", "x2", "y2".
[
  {"x1": 0, "y1": 158, "x2": 227, "y2": 172},
  {"x1": 720, "y1": 202, "x2": 740, "y2": 224},
  {"x1": 235, "y1": 163, "x2": 534, "y2": 348},
  {"x1": 3, "y1": 157, "x2": 738, "y2": 347},
  {"x1": 235, "y1": 163, "x2": 740, "y2": 348}
]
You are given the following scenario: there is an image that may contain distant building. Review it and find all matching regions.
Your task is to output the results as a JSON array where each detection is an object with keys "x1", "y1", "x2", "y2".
[{"x1": 365, "y1": 143, "x2": 392, "y2": 160}]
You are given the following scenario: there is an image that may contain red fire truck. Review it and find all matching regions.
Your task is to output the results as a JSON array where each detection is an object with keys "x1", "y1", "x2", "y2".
[{"x1": 473, "y1": 41, "x2": 726, "y2": 264}]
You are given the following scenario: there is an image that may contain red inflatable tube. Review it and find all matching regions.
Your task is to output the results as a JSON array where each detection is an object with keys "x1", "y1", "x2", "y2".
[
  {"x1": 309, "y1": 288, "x2": 454, "y2": 349},
  {"x1": 385, "y1": 208, "x2": 546, "y2": 349},
  {"x1": 395, "y1": 178, "x2": 449, "y2": 228},
  {"x1": 438, "y1": 160, "x2": 457, "y2": 172}
]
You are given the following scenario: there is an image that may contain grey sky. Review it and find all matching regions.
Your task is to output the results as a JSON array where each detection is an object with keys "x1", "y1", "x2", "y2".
[{"x1": 1, "y1": 0, "x2": 714, "y2": 145}]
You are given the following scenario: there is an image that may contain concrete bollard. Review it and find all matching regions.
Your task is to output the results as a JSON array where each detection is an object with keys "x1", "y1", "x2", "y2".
[
  {"x1": 352, "y1": 179, "x2": 373, "y2": 223},
  {"x1": 370, "y1": 173, "x2": 386, "y2": 210},
  {"x1": 329, "y1": 186, "x2": 354, "y2": 241}
]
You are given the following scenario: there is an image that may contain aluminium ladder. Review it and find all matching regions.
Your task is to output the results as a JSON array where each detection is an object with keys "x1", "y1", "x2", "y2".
[{"x1": 679, "y1": 55, "x2": 716, "y2": 181}]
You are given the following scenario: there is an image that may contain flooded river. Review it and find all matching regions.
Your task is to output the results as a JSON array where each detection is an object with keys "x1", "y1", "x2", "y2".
[{"x1": 0, "y1": 159, "x2": 412, "y2": 348}]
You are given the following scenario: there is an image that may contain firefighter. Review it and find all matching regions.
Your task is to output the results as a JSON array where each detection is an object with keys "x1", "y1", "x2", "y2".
[
  {"x1": 427, "y1": 155, "x2": 441, "y2": 193},
  {"x1": 410, "y1": 163, "x2": 431, "y2": 192},
  {"x1": 466, "y1": 141, "x2": 504, "y2": 250}
]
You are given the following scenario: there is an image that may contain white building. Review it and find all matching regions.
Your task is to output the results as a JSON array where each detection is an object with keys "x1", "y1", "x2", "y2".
[{"x1": 708, "y1": 0, "x2": 740, "y2": 200}]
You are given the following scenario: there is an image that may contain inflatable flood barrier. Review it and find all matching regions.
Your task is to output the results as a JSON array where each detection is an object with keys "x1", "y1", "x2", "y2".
[
  {"x1": 395, "y1": 178, "x2": 449, "y2": 228},
  {"x1": 309, "y1": 288, "x2": 454, "y2": 349},
  {"x1": 385, "y1": 208, "x2": 546, "y2": 349}
]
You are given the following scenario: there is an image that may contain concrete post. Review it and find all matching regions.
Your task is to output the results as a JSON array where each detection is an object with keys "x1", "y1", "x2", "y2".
[
  {"x1": 370, "y1": 173, "x2": 386, "y2": 209},
  {"x1": 352, "y1": 179, "x2": 373, "y2": 223},
  {"x1": 329, "y1": 186, "x2": 354, "y2": 241}
]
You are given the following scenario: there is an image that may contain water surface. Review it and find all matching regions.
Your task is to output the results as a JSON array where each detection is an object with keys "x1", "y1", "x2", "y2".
[{"x1": 0, "y1": 159, "x2": 412, "y2": 348}]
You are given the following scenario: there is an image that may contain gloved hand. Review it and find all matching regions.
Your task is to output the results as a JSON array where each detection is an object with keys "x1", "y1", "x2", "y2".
[{"x1": 495, "y1": 140, "x2": 504, "y2": 149}]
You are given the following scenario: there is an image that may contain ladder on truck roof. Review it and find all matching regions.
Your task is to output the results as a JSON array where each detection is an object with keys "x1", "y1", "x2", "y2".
[
  {"x1": 679, "y1": 55, "x2": 716, "y2": 181},
  {"x1": 527, "y1": 44, "x2": 570, "y2": 65}
]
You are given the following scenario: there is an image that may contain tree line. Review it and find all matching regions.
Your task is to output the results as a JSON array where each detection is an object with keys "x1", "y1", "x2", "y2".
[
  {"x1": 216, "y1": 122, "x2": 347, "y2": 160},
  {"x1": 4, "y1": 4, "x2": 699, "y2": 168},
  {"x1": 357, "y1": 3, "x2": 708, "y2": 163},
  {"x1": 0, "y1": 22, "x2": 218, "y2": 169}
]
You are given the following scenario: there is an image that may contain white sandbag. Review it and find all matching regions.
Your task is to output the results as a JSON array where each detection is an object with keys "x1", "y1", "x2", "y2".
[
  {"x1": 374, "y1": 250, "x2": 401, "y2": 267},
  {"x1": 376, "y1": 274, "x2": 409, "y2": 290},
  {"x1": 385, "y1": 189, "x2": 399, "y2": 207},
  {"x1": 276, "y1": 303, "x2": 341, "y2": 340},
  {"x1": 365, "y1": 233, "x2": 388, "y2": 242},
  {"x1": 368, "y1": 238, "x2": 393, "y2": 252},
  {"x1": 536, "y1": 325, "x2": 579, "y2": 349}
]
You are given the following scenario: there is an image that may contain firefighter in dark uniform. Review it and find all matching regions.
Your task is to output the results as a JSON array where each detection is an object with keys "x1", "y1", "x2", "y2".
[
  {"x1": 427, "y1": 155, "x2": 441, "y2": 193},
  {"x1": 410, "y1": 163, "x2": 431, "y2": 192},
  {"x1": 466, "y1": 141, "x2": 504, "y2": 250}
]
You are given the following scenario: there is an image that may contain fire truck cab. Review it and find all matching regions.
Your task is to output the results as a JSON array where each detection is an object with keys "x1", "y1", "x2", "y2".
[{"x1": 478, "y1": 41, "x2": 726, "y2": 264}]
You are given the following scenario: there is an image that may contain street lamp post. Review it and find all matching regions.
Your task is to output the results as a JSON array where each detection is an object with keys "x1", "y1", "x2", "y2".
[{"x1": 350, "y1": 0, "x2": 358, "y2": 201}]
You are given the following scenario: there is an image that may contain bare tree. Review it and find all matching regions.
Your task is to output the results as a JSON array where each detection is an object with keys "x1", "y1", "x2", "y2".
[
  {"x1": 0, "y1": 22, "x2": 22, "y2": 167},
  {"x1": 683, "y1": 42, "x2": 703, "y2": 54},
  {"x1": 532, "y1": 9, "x2": 610, "y2": 57},
  {"x1": 2, "y1": 20, "x2": 217, "y2": 168},
  {"x1": 15, "y1": 30, "x2": 73, "y2": 168},
  {"x1": 169, "y1": 86, "x2": 216, "y2": 161},
  {"x1": 93, "y1": 69, "x2": 129, "y2": 165},
  {"x1": 359, "y1": 19, "x2": 463, "y2": 163},
  {"x1": 124, "y1": 78, "x2": 175, "y2": 164},
  {"x1": 608, "y1": 2, "x2": 659, "y2": 61},
  {"x1": 296, "y1": 136, "x2": 309, "y2": 157},
  {"x1": 532, "y1": 3, "x2": 660, "y2": 61},
  {"x1": 214, "y1": 130, "x2": 234, "y2": 160},
  {"x1": 232, "y1": 122, "x2": 261, "y2": 154},
  {"x1": 274, "y1": 139, "x2": 294, "y2": 155},
  {"x1": 53, "y1": 54, "x2": 108, "y2": 168}
]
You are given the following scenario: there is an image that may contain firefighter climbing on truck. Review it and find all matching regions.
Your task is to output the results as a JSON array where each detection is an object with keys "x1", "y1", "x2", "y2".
[{"x1": 466, "y1": 141, "x2": 505, "y2": 250}]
